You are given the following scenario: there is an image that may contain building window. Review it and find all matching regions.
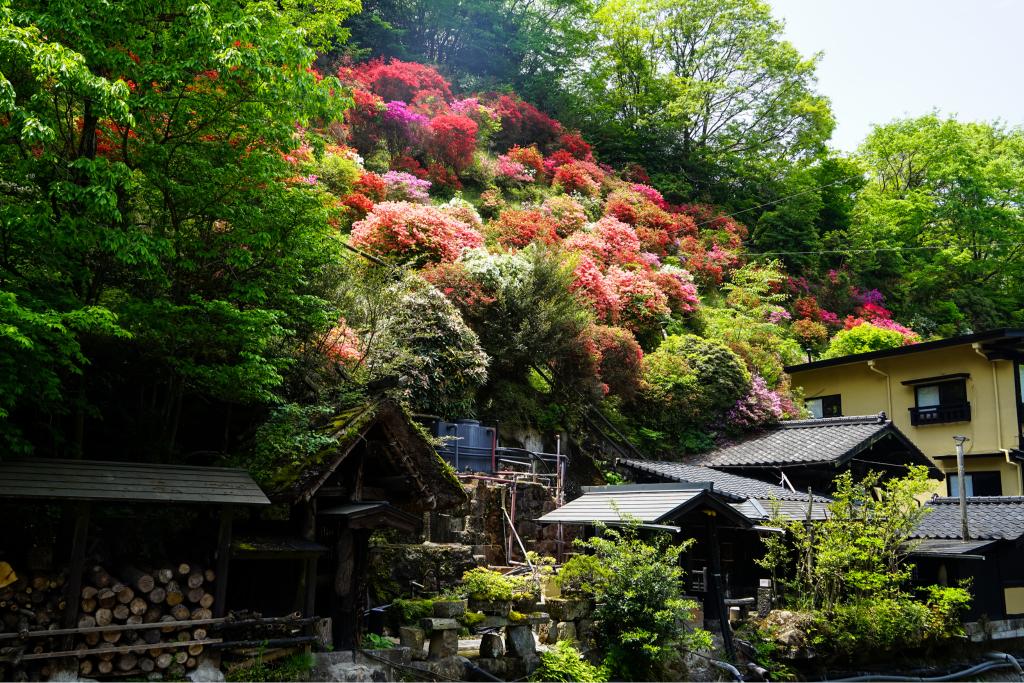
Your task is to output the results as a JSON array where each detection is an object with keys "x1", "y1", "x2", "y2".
[
  {"x1": 947, "y1": 471, "x2": 1002, "y2": 497},
  {"x1": 806, "y1": 394, "x2": 842, "y2": 419},
  {"x1": 909, "y1": 379, "x2": 970, "y2": 425}
]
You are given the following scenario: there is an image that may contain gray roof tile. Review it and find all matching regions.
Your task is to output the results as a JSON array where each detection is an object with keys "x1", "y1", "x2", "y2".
[
  {"x1": 692, "y1": 414, "x2": 914, "y2": 468},
  {"x1": 913, "y1": 497, "x2": 1024, "y2": 541},
  {"x1": 621, "y1": 459, "x2": 827, "y2": 502}
]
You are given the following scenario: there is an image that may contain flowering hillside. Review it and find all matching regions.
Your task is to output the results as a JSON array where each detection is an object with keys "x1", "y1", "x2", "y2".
[{"x1": 292, "y1": 58, "x2": 919, "y2": 454}]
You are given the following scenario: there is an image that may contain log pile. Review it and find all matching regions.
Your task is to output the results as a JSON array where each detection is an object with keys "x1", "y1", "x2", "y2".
[
  {"x1": 72, "y1": 563, "x2": 216, "y2": 678},
  {"x1": 0, "y1": 562, "x2": 218, "y2": 680}
]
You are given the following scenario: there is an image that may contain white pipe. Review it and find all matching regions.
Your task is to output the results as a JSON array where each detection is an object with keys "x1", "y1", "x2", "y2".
[
  {"x1": 974, "y1": 343, "x2": 1003, "y2": 451},
  {"x1": 867, "y1": 360, "x2": 892, "y2": 417}
]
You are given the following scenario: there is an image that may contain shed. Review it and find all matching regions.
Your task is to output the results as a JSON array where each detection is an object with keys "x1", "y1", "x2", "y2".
[
  {"x1": 536, "y1": 483, "x2": 762, "y2": 658},
  {"x1": 0, "y1": 458, "x2": 269, "y2": 634},
  {"x1": 236, "y1": 398, "x2": 468, "y2": 648}
]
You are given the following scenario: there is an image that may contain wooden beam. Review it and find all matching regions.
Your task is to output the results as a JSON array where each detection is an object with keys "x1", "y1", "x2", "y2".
[
  {"x1": 62, "y1": 501, "x2": 91, "y2": 651},
  {"x1": 705, "y1": 510, "x2": 735, "y2": 661},
  {"x1": 213, "y1": 506, "x2": 234, "y2": 617}
]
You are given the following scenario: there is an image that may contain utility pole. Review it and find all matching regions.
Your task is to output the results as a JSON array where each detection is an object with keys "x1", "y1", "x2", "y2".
[{"x1": 954, "y1": 435, "x2": 970, "y2": 541}]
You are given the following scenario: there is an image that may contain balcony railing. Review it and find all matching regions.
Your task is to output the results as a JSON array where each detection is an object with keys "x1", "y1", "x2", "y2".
[{"x1": 909, "y1": 402, "x2": 971, "y2": 426}]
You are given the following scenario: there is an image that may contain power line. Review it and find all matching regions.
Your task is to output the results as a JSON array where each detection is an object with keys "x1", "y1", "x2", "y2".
[
  {"x1": 692, "y1": 176, "x2": 852, "y2": 228},
  {"x1": 745, "y1": 241, "x2": 1024, "y2": 258}
]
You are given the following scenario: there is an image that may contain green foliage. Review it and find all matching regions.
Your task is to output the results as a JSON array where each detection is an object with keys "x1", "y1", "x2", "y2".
[
  {"x1": 244, "y1": 402, "x2": 343, "y2": 486},
  {"x1": 531, "y1": 641, "x2": 610, "y2": 683},
  {"x1": 823, "y1": 324, "x2": 906, "y2": 358},
  {"x1": 226, "y1": 652, "x2": 315, "y2": 682},
  {"x1": 317, "y1": 152, "x2": 363, "y2": 196},
  {"x1": 576, "y1": 523, "x2": 709, "y2": 681},
  {"x1": 850, "y1": 114, "x2": 1024, "y2": 331},
  {"x1": 757, "y1": 469, "x2": 973, "y2": 660},
  {"x1": 0, "y1": 0, "x2": 348, "y2": 457},
  {"x1": 361, "y1": 632, "x2": 394, "y2": 649},
  {"x1": 391, "y1": 598, "x2": 435, "y2": 624},
  {"x1": 555, "y1": 554, "x2": 613, "y2": 598},
  {"x1": 458, "y1": 567, "x2": 535, "y2": 602},
  {"x1": 637, "y1": 333, "x2": 750, "y2": 451},
  {"x1": 735, "y1": 626, "x2": 795, "y2": 681}
]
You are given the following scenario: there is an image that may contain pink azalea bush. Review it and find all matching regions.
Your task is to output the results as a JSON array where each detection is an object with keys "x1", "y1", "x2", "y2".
[
  {"x1": 382, "y1": 170, "x2": 432, "y2": 202},
  {"x1": 570, "y1": 255, "x2": 619, "y2": 322},
  {"x1": 351, "y1": 201, "x2": 483, "y2": 264},
  {"x1": 606, "y1": 267, "x2": 670, "y2": 333},
  {"x1": 727, "y1": 375, "x2": 784, "y2": 429}
]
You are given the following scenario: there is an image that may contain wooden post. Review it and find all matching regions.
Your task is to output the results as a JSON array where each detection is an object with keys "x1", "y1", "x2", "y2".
[
  {"x1": 705, "y1": 510, "x2": 735, "y2": 661},
  {"x1": 213, "y1": 506, "x2": 234, "y2": 618},
  {"x1": 63, "y1": 502, "x2": 92, "y2": 650},
  {"x1": 301, "y1": 501, "x2": 317, "y2": 620}
]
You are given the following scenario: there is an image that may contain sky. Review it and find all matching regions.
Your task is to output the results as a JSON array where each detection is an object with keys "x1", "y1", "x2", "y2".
[{"x1": 768, "y1": 0, "x2": 1024, "y2": 151}]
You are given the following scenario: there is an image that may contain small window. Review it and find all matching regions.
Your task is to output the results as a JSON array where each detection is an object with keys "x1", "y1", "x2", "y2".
[
  {"x1": 807, "y1": 394, "x2": 842, "y2": 419},
  {"x1": 909, "y1": 379, "x2": 970, "y2": 425},
  {"x1": 947, "y1": 471, "x2": 1002, "y2": 497}
]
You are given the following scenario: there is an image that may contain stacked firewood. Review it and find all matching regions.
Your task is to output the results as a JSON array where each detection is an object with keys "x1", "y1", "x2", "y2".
[
  {"x1": 73, "y1": 563, "x2": 217, "y2": 678},
  {"x1": 0, "y1": 571, "x2": 68, "y2": 634}
]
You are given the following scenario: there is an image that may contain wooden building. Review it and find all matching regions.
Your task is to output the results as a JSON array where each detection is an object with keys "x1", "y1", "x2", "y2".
[{"x1": 235, "y1": 398, "x2": 468, "y2": 648}]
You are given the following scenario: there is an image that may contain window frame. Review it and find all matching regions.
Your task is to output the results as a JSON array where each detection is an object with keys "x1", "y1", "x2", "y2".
[{"x1": 806, "y1": 394, "x2": 842, "y2": 419}]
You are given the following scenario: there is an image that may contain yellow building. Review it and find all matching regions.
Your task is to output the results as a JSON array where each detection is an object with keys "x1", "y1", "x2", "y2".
[{"x1": 786, "y1": 329, "x2": 1024, "y2": 496}]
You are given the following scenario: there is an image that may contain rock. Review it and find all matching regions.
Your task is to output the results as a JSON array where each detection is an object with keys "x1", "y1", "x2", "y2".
[
  {"x1": 428, "y1": 629, "x2": 459, "y2": 659},
  {"x1": 468, "y1": 598, "x2": 511, "y2": 617},
  {"x1": 399, "y1": 626, "x2": 425, "y2": 652},
  {"x1": 432, "y1": 600, "x2": 466, "y2": 618},
  {"x1": 505, "y1": 624, "x2": 537, "y2": 657},
  {"x1": 576, "y1": 619, "x2": 596, "y2": 646},
  {"x1": 553, "y1": 621, "x2": 576, "y2": 643},
  {"x1": 421, "y1": 617, "x2": 461, "y2": 631},
  {"x1": 761, "y1": 610, "x2": 817, "y2": 660},
  {"x1": 312, "y1": 652, "x2": 394, "y2": 682},
  {"x1": 480, "y1": 632, "x2": 504, "y2": 658},
  {"x1": 421, "y1": 656, "x2": 465, "y2": 681},
  {"x1": 538, "y1": 621, "x2": 553, "y2": 644},
  {"x1": 545, "y1": 597, "x2": 590, "y2": 622}
]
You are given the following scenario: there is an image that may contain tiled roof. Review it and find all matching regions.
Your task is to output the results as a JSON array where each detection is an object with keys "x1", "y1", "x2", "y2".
[
  {"x1": 620, "y1": 459, "x2": 832, "y2": 521},
  {"x1": 620, "y1": 460, "x2": 826, "y2": 501},
  {"x1": 693, "y1": 414, "x2": 909, "y2": 468},
  {"x1": 912, "y1": 497, "x2": 1024, "y2": 541}
]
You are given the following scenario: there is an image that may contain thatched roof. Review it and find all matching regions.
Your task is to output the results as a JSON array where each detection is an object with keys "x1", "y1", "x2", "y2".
[{"x1": 264, "y1": 398, "x2": 467, "y2": 512}]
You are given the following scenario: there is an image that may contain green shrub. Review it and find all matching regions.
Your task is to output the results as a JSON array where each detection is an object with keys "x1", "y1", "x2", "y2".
[
  {"x1": 226, "y1": 652, "x2": 315, "y2": 682},
  {"x1": 316, "y1": 152, "x2": 362, "y2": 195},
  {"x1": 576, "y1": 523, "x2": 711, "y2": 680},
  {"x1": 823, "y1": 324, "x2": 906, "y2": 358},
  {"x1": 361, "y1": 632, "x2": 394, "y2": 649},
  {"x1": 458, "y1": 567, "x2": 535, "y2": 602},
  {"x1": 555, "y1": 554, "x2": 612, "y2": 597},
  {"x1": 531, "y1": 641, "x2": 609, "y2": 682},
  {"x1": 391, "y1": 598, "x2": 434, "y2": 624}
]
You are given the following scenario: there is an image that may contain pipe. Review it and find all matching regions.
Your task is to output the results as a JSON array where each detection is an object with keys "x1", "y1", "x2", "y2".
[
  {"x1": 975, "y1": 343, "x2": 1004, "y2": 451},
  {"x1": 833, "y1": 652, "x2": 1023, "y2": 681},
  {"x1": 707, "y1": 658, "x2": 743, "y2": 682},
  {"x1": 867, "y1": 360, "x2": 893, "y2": 417},
  {"x1": 461, "y1": 657, "x2": 503, "y2": 682}
]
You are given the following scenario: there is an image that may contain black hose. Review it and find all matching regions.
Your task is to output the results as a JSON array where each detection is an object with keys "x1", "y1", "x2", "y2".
[{"x1": 832, "y1": 652, "x2": 1024, "y2": 682}]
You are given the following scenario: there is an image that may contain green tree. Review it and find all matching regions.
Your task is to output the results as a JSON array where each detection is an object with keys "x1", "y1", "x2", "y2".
[
  {"x1": 559, "y1": 0, "x2": 833, "y2": 202},
  {"x1": 823, "y1": 324, "x2": 906, "y2": 358},
  {"x1": 850, "y1": 115, "x2": 1024, "y2": 332},
  {"x1": 575, "y1": 523, "x2": 709, "y2": 681},
  {"x1": 0, "y1": 0, "x2": 354, "y2": 456}
]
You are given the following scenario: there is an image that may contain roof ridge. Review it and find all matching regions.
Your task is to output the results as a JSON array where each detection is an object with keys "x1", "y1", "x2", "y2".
[
  {"x1": 779, "y1": 413, "x2": 887, "y2": 428},
  {"x1": 929, "y1": 496, "x2": 1024, "y2": 504}
]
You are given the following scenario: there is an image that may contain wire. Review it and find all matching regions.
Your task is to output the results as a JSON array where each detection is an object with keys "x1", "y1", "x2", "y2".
[
  {"x1": 692, "y1": 176, "x2": 853, "y2": 228},
  {"x1": 745, "y1": 241, "x2": 1024, "y2": 258}
]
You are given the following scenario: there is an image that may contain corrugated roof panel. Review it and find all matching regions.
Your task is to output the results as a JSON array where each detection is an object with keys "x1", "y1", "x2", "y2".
[
  {"x1": 537, "y1": 489, "x2": 702, "y2": 525},
  {"x1": 0, "y1": 459, "x2": 269, "y2": 505}
]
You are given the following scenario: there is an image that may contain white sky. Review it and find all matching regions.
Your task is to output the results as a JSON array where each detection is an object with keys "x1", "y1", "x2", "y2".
[{"x1": 768, "y1": 0, "x2": 1024, "y2": 151}]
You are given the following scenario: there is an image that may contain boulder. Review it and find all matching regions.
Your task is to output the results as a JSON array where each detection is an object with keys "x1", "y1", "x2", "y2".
[
  {"x1": 399, "y1": 627, "x2": 425, "y2": 659},
  {"x1": 553, "y1": 621, "x2": 576, "y2": 643},
  {"x1": 480, "y1": 632, "x2": 505, "y2": 658},
  {"x1": 505, "y1": 624, "x2": 537, "y2": 657},
  {"x1": 432, "y1": 600, "x2": 466, "y2": 618}
]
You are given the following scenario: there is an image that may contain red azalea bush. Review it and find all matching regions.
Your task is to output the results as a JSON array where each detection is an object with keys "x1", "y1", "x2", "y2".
[
  {"x1": 491, "y1": 208, "x2": 559, "y2": 248},
  {"x1": 594, "y1": 216, "x2": 642, "y2": 266},
  {"x1": 491, "y1": 94, "x2": 562, "y2": 149},
  {"x1": 324, "y1": 319, "x2": 364, "y2": 366},
  {"x1": 428, "y1": 114, "x2": 478, "y2": 171},
  {"x1": 557, "y1": 131, "x2": 593, "y2": 161},
  {"x1": 678, "y1": 236, "x2": 724, "y2": 285},
  {"x1": 570, "y1": 254, "x2": 618, "y2": 322},
  {"x1": 505, "y1": 145, "x2": 546, "y2": 179},
  {"x1": 553, "y1": 160, "x2": 605, "y2": 197},
  {"x1": 542, "y1": 195, "x2": 589, "y2": 236},
  {"x1": 631, "y1": 184, "x2": 667, "y2": 209},
  {"x1": 339, "y1": 192, "x2": 375, "y2": 222},
  {"x1": 423, "y1": 261, "x2": 496, "y2": 309},
  {"x1": 794, "y1": 296, "x2": 822, "y2": 321},
  {"x1": 427, "y1": 163, "x2": 462, "y2": 193},
  {"x1": 621, "y1": 162, "x2": 650, "y2": 184},
  {"x1": 346, "y1": 58, "x2": 452, "y2": 104},
  {"x1": 652, "y1": 267, "x2": 700, "y2": 314},
  {"x1": 390, "y1": 154, "x2": 428, "y2": 179},
  {"x1": 345, "y1": 89, "x2": 385, "y2": 154},
  {"x1": 354, "y1": 172, "x2": 387, "y2": 201},
  {"x1": 792, "y1": 318, "x2": 829, "y2": 349},
  {"x1": 606, "y1": 267, "x2": 670, "y2": 333},
  {"x1": 543, "y1": 149, "x2": 576, "y2": 174},
  {"x1": 350, "y1": 201, "x2": 483, "y2": 264},
  {"x1": 588, "y1": 324, "x2": 644, "y2": 398}
]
